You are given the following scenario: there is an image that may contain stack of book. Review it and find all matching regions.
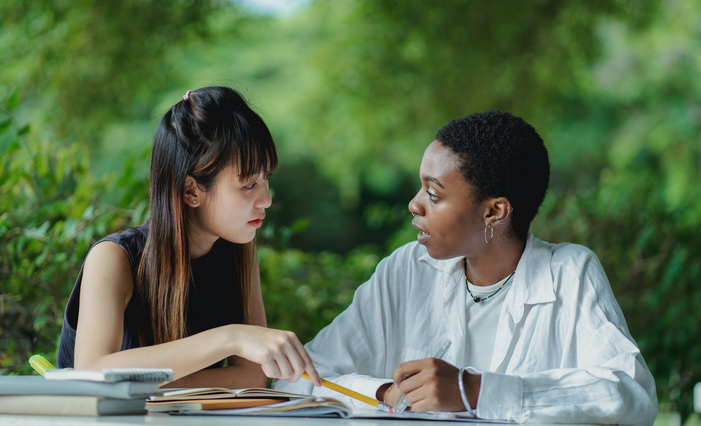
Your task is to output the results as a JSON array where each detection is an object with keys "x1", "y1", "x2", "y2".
[{"x1": 0, "y1": 368, "x2": 173, "y2": 416}]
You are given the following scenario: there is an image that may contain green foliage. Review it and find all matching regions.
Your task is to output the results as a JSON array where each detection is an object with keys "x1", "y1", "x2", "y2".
[
  {"x1": 535, "y1": 175, "x2": 701, "y2": 419},
  {"x1": 258, "y1": 243, "x2": 380, "y2": 344},
  {"x1": 295, "y1": 0, "x2": 658, "y2": 205},
  {"x1": 0, "y1": 0, "x2": 218, "y2": 142},
  {"x1": 0, "y1": 109, "x2": 147, "y2": 372}
]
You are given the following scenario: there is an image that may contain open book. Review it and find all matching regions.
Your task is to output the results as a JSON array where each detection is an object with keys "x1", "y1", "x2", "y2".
[
  {"x1": 147, "y1": 387, "x2": 351, "y2": 417},
  {"x1": 148, "y1": 387, "x2": 309, "y2": 402},
  {"x1": 147, "y1": 387, "x2": 512, "y2": 422}
]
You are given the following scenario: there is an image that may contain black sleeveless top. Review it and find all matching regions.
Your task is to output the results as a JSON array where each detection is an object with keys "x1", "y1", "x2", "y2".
[{"x1": 57, "y1": 223, "x2": 244, "y2": 368}]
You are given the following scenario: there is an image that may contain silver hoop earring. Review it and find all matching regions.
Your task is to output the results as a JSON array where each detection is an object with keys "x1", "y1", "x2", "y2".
[
  {"x1": 484, "y1": 223, "x2": 494, "y2": 244},
  {"x1": 411, "y1": 212, "x2": 416, "y2": 217}
]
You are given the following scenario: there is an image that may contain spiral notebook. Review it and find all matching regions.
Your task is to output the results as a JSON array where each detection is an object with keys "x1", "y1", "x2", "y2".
[{"x1": 45, "y1": 368, "x2": 174, "y2": 383}]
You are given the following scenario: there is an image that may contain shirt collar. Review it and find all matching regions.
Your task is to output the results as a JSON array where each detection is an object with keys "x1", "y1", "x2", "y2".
[
  {"x1": 418, "y1": 232, "x2": 556, "y2": 322},
  {"x1": 506, "y1": 233, "x2": 556, "y2": 323}
]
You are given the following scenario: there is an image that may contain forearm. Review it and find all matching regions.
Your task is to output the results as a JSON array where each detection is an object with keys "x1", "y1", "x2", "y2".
[
  {"x1": 477, "y1": 365, "x2": 657, "y2": 426},
  {"x1": 75, "y1": 325, "x2": 234, "y2": 380}
]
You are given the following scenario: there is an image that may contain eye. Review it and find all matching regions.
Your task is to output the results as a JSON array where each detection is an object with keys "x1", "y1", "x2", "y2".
[
  {"x1": 427, "y1": 189, "x2": 440, "y2": 202},
  {"x1": 243, "y1": 181, "x2": 257, "y2": 190}
]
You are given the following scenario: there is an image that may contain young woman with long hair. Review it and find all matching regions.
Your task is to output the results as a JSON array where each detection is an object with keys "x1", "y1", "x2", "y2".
[{"x1": 57, "y1": 86, "x2": 321, "y2": 388}]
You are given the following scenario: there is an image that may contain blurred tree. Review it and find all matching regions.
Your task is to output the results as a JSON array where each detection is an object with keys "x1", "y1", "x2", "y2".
[
  {"x1": 535, "y1": 0, "x2": 701, "y2": 417},
  {"x1": 294, "y1": 0, "x2": 658, "y2": 206},
  {"x1": 0, "y1": 0, "x2": 218, "y2": 144}
]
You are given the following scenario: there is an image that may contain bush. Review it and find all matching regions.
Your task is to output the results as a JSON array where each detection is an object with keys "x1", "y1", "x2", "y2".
[{"x1": 0, "y1": 106, "x2": 149, "y2": 373}]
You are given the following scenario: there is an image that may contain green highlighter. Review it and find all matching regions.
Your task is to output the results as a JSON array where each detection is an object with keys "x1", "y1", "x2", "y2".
[{"x1": 29, "y1": 354, "x2": 57, "y2": 376}]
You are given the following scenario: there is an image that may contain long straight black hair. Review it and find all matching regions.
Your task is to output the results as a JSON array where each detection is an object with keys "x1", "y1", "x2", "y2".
[{"x1": 137, "y1": 86, "x2": 278, "y2": 345}]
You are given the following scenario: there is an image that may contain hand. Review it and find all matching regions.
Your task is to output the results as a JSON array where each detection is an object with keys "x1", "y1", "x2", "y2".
[
  {"x1": 227, "y1": 325, "x2": 322, "y2": 386},
  {"x1": 377, "y1": 382, "x2": 404, "y2": 406},
  {"x1": 393, "y1": 358, "x2": 481, "y2": 413}
]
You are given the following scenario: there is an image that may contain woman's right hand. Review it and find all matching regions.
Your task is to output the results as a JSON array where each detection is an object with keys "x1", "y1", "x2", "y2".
[{"x1": 227, "y1": 325, "x2": 322, "y2": 387}]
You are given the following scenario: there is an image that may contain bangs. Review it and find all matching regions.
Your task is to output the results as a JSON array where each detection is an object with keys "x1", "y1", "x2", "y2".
[{"x1": 235, "y1": 129, "x2": 278, "y2": 181}]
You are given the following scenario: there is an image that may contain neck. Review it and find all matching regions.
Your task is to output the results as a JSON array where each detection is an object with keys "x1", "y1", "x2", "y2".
[
  {"x1": 185, "y1": 213, "x2": 217, "y2": 260},
  {"x1": 465, "y1": 237, "x2": 526, "y2": 287}
]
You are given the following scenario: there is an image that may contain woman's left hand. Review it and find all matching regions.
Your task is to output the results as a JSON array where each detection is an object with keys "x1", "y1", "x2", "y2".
[{"x1": 393, "y1": 358, "x2": 481, "y2": 413}]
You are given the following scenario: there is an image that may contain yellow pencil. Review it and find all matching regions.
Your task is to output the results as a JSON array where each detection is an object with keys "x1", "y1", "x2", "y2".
[{"x1": 301, "y1": 372, "x2": 390, "y2": 411}]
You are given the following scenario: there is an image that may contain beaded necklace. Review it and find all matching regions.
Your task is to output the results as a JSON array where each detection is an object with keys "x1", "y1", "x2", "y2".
[{"x1": 463, "y1": 258, "x2": 516, "y2": 303}]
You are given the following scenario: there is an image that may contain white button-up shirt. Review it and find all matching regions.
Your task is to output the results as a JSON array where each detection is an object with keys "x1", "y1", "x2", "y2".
[{"x1": 274, "y1": 234, "x2": 658, "y2": 426}]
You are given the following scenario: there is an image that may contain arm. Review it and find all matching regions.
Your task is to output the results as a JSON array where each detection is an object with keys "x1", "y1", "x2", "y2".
[
  {"x1": 474, "y1": 320, "x2": 657, "y2": 426},
  {"x1": 74, "y1": 242, "x2": 320, "y2": 387}
]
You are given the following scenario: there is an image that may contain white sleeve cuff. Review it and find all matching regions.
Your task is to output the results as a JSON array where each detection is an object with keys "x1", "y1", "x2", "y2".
[
  {"x1": 349, "y1": 376, "x2": 392, "y2": 409},
  {"x1": 475, "y1": 370, "x2": 524, "y2": 421}
]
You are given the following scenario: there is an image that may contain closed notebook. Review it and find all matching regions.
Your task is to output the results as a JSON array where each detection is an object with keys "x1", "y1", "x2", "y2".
[
  {"x1": 0, "y1": 395, "x2": 146, "y2": 416},
  {"x1": 45, "y1": 368, "x2": 173, "y2": 383},
  {"x1": 0, "y1": 376, "x2": 161, "y2": 399},
  {"x1": 147, "y1": 397, "x2": 284, "y2": 412}
]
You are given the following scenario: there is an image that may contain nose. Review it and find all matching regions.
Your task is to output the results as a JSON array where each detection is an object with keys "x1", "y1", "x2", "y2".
[
  {"x1": 256, "y1": 183, "x2": 272, "y2": 210},
  {"x1": 408, "y1": 190, "x2": 424, "y2": 217}
]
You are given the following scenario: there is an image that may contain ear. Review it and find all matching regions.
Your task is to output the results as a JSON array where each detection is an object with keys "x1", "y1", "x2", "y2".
[
  {"x1": 484, "y1": 197, "x2": 513, "y2": 228},
  {"x1": 183, "y1": 176, "x2": 201, "y2": 207}
]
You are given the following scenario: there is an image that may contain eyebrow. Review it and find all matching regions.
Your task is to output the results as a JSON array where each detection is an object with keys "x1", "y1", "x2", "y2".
[{"x1": 422, "y1": 175, "x2": 445, "y2": 189}]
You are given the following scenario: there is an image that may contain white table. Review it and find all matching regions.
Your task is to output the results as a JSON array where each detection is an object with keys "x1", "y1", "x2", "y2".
[{"x1": 0, "y1": 414, "x2": 598, "y2": 426}]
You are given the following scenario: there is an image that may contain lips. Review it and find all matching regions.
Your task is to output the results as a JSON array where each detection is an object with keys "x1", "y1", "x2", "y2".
[
  {"x1": 412, "y1": 221, "x2": 431, "y2": 244},
  {"x1": 248, "y1": 215, "x2": 265, "y2": 229}
]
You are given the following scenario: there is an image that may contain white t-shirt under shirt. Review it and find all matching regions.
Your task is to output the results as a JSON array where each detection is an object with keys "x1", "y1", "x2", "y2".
[
  {"x1": 465, "y1": 275, "x2": 513, "y2": 371},
  {"x1": 274, "y1": 233, "x2": 657, "y2": 426}
]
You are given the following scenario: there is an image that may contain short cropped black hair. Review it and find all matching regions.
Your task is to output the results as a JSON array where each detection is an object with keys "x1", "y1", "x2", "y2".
[{"x1": 436, "y1": 111, "x2": 550, "y2": 241}]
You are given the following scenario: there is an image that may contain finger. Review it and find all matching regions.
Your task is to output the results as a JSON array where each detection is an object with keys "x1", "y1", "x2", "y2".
[
  {"x1": 261, "y1": 360, "x2": 281, "y2": 379},
  {"x1": 273, "y1": 352, "x2": 295, "y2": 381},
  {"x1": 398, "y1": 369, "x2": 429, "y2": 396},
  {"x1": 291, "y1": 338, "x2": 321, "y2": 386},
  {"x1": 404, "y1": 385, "x2": 429, "y2": 412},
  {"x1": 282, "y1": 345, "x2": 307, "y2": 383},
  {"x1": 393, "y1": 359, "x2": 428, "y2": 385}
]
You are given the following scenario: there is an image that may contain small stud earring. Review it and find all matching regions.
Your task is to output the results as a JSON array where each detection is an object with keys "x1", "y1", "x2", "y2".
[{"x1": 192, "y1": 200, "x2": 196, "y2": 204}]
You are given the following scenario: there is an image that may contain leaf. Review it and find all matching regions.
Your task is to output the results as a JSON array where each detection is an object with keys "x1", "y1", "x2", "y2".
[
  {"x1": 6, "y1": 90, "x2": 19, "y2": 111},
  {"x1": 0, "y1": 119, "x2": 11, "y2": 136}
]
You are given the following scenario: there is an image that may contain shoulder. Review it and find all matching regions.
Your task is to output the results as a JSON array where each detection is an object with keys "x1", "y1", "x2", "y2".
[
  {"x1": 527, "y1": 235, "x2": 605, "y2": 281},
  {"x1": 532, "y1": 236, "x2": 622, "y2": 324},
  {"x1": 547, "y1": 240, "x2": 609, "y2": 290},
  {"x1": 102, "y1": 225, "x2": 149, "y2": 254},
  {"x1": 82, "y1": 235, "x2": 138, "y2": 303},
  {"x1": 84, "y1": 241, "x2": 133, "y2": 284}
]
